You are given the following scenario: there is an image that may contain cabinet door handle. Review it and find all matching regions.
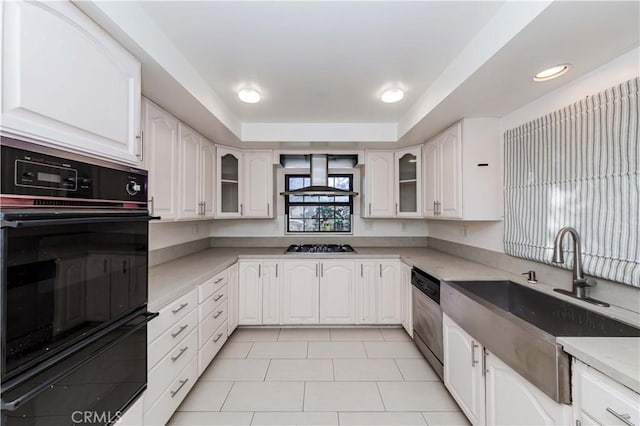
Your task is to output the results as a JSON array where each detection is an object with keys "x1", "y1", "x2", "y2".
[
  {"x1": 267, "y1": 203, "x2": 270, "y2": 216},
  {"x1": 482, "y1": 348, "x2": 488, "y2": 376},
  {"x1": 321, "y1": 263, "x2": 324, "y2": 277},
  {"x1": 379, "y1": 264, "x2": 382, "y2": 277},
  {"x1": 316, "y1": 264, "x2": 318, "y2": 277},
  {"x1": 213, "y1": 294, "x2": 224, "y2": 302},
  {"x1": 361, "y1": 264, "x2": 364, "y2": 277},
  {"x1": 258, "y1": 264, "x2": 261, "y2": 278},
  {"x1": 240, "y1": 203, "x2": 243, "y2": 216},
  {"x1": 214, "y1": 277, "x2": 224, "y2": 284},
  {"x1": 149, "y1": 196, "x2": 154, "y2": 216},
  {"x1": 369, "y1": 203, "x2": 372, "y2": 216},
  {"x1": 172, "y1": 303, "x2": 189, "y2": 315},
  {"x1": 276, "y1": 263, "x2": 278, "y2": 277},
  {"x1": 433, "y1": 200, "x2": 436, "y2": 215},
  {"x1": 213, "y1": 333, "x2": 224, "y2": 343},
  {"x1": 171, "y1": 324, "x2": 188, "y2": 338},
  {"x1": 471, "y1": 340, "x2": 479, "y2": 367},
  {"x1": 606, "y1": 408, "x2": 635, "y2": 426},
  {"x1": 170, "y1": 379, "x2": 189, "y2": 398},
  {"x1": 395, "y1": 203, "x2": 398, "y2": 215},
  {"x1": 171, "y1": 346, "x2": 188, "y2": 363},
  {"x1": 213, "y1": 310, "x2": 224, "y2": 319},
  {"x1": 203, "y1": 201, "x2": 207, "y2": 215},
  {"x1": 136, "y1": 132, "x2": 143, "y2": 161}
]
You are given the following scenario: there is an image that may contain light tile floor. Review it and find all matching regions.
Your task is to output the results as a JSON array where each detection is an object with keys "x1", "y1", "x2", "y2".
[{"x1": 169, "y1": 327, "x2": 470, "y2": 426}]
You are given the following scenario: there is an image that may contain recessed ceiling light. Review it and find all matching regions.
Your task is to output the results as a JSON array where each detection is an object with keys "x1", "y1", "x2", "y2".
[
  {"x1": 381, "y1": 89, "x2": 404, "y2": 103},
  {"x1": 533, "y1": 64, "x2": 570, "y2": 82},
  {"x1": 238, "y1": 88, "x2": 261, "y2": 103}
]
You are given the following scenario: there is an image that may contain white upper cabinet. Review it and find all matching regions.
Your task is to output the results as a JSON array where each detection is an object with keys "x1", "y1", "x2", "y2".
[
  {"x1": 143, "y1": 99, "x2": 178, "y2": 219},
  {"x1": 216, "y1": 146, "x2": 274, "y2": 219},
  {"x1": 178, "y1": 124, "x2": 202, "y2": 219},
  {"x1": 423, "y1": 119, "x2": 501, "y2": 220},
  {"x1": 243, "y1": 151, "x2": 274, "y2": 218},
  {"x1": 319, "y1": 261, "x2": 356, "y2": 324},
  {"x1": 364, "y1": 151, "x2": 396, "y2": 217},
  {"x1": 1, "y1": 0, "x2": 141, "y2": 164},
  {"x1": 395, "y1": 147, "x2": 422, "y2": 217},
  {"x1": 200, "y1": 141, "x2": 216, "y2": 218},
  {"x1": 216, "y1": 146, "x2": 243, "y2": 218}
]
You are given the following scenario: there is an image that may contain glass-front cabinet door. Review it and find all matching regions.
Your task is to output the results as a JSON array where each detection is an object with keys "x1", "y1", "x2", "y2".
[
  {"x1": 395, "y1": 146, "x2": 422, "y2": 217},
  {"x1": 216, "y1": 146, "x2": 243, "y2": 217}
]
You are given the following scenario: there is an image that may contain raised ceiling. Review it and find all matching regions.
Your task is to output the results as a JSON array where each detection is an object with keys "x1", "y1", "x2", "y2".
[
  {"x1": 138, "y1": 1, "x2": 503, "y2": 123},
  {"x1": 78, "y1": 1, "x2": 640, "y2": 146}
]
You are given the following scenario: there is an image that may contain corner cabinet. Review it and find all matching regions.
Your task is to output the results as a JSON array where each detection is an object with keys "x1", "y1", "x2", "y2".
[
  {"x1": 216, "y1": 147, "x2": 274, "y2": 219},
  {"x1": 363, "y1": 147, "x2": 422, "y2": 218},
  {"x1": 423, "y1": 119, "x2": 502, "y2": 220},
  {"x1": 444, "y1": 313, "x2": 569, "y2": 426},
  {"x1": 1, "y1": 0, "x2": 142, "y2": 165}
]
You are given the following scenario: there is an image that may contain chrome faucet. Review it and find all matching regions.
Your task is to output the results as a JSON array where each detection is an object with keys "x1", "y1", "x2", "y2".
[{"x1": 551, "y1": 226, "x2": 609, "y2": 307}]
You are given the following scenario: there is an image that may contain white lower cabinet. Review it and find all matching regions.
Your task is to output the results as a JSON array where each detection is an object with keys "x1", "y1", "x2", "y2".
[
  {"x1": 145, "y1": 359, "x2": 197, "y2": 426},
  {"x1": 227, "y1": 263, "x2": 239, "y2": 334},
  {"x1": 401, "y1": 263, "x2": 413, "y2": 337},
  {"x1": 572, "y1": 360, "x2": 640, "y2": 426},
  {"x1": 282, "y1": 260, "x2": 320, "y2": 324},
  {"x1": 444, "y1": 313, "x2": 569, "y2": 426},
  {"x1": 238, "y1": 261, "x2": 263, "y2": 325},
  {"x1": 485, "y1": 350, "x2": 569, "y2": 425},
  {"x1": 443, "y1": 313, "x2": 486, "y2": 425},
  {"x1": 356, "y1": 261, "x2": 378, "y2": 324},
  {"x1": 377, "y1": 261, "x2": 402, "y2": 324},
  {"x1": 319, "y1": 260, "x2": 356, "y2": 324},
  {"x1": 262, "y1": 262, "x2": 282, "y2": 325}
]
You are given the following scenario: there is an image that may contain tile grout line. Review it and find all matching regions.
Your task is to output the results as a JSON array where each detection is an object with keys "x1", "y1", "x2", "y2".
[
  {"x1": 375, "y1": 381, "x2": 388, "y2": 412},
  {"x1": 263, "y1": 358, "x2": 272, "y2": 381},
  {"x1": 393, "y1": 358, "x2": 406, "y2": 381},
  {"x1": 219, "y1": 381, "x2": 235, "y2": 412},
  {"x1": 250, "y1": 411, "x2": 256, "y2": 425}
]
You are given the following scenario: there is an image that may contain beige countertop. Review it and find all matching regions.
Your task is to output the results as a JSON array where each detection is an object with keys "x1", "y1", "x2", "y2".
[
  {"x1": 558, "y1": 337, "x2": 640, "y2": 393},
  {"x1": 149, "y1": 246, "x2": 640, "y2": 393}
]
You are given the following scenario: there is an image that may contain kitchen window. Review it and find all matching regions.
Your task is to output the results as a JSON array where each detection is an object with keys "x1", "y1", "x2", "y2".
[{"x1": 285, "y1": 174, "x2": 353, "y2": 233}]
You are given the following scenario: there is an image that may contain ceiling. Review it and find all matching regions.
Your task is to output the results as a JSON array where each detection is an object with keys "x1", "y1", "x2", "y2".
[{"x1": 77, "y1": 1, "x2": 640, "y2": 146}]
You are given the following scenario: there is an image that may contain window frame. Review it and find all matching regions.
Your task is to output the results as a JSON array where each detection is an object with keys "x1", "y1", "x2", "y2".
[{"x1": 284, "y1": 174, "x2": 354, "y2": 234}]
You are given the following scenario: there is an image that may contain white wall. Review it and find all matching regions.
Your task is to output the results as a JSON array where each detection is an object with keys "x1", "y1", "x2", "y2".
[
  {"x1": 427, "y1": 46, "x2": 640, "y2": 253},
  {"x1": 209, "y1": 166, "x2": 429, "y2": 237}
]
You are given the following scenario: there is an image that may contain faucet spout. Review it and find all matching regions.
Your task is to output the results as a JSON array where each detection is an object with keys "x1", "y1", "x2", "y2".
[{"x1": 552, "y1": 226, "x2": 584, "y2": 281}]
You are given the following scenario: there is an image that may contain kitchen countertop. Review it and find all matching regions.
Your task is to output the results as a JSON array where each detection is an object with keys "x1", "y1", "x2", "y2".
[
  {"x1": 149, "y1": 245, "x2": 640, "y2": 393},
  {"x1": 558, "y1": 337, "x2": 640, "y2": 393}
]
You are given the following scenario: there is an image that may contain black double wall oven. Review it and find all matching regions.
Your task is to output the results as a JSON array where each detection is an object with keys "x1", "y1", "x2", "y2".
[{"x1": 0, "y1": 137, "x2": 156, "y2": 425}]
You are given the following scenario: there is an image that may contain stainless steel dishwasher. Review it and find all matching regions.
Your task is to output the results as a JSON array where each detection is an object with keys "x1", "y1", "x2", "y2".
[{"x1": 411, "y1": 267, "x2": 443, "y2": 380}]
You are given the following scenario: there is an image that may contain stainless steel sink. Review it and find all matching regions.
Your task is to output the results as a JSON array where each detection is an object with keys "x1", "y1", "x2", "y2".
[{"x1": 441, "y1": 280, "x2": 640, "y2": 404}]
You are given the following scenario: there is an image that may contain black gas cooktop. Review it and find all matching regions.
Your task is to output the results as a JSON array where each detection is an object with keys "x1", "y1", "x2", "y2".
[{"x1": 285, "y1": 244, "x2": 356, "y2": 254}]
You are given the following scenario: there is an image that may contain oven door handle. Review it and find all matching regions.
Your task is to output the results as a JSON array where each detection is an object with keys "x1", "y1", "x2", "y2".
[
  {"x1": 0, "y1": 311, "x2": 158, "y2": 412},
  {"x1": 1, "y1": 215, "x2": 160, "y2": 229}
]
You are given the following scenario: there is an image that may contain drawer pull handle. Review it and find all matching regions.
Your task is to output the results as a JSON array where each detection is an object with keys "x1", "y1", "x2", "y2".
[
  {"x1": 213, "y1": 310, "x2": 224, "y2": 319},
  {"x1": 172, "y1": 303, "x2": 188, "y2": 315},
  {"x1": 213, "y1": 333, "x2": 224, "y2": 343},
  {"x1": 171, "y1": 346, "x2": 188, "y2": 363},
  {"x1": 606, "y1": 408, "x2": 635, "y2": 426},
  {"x1": 214, "y1": 294, "x2": 224, "y2": 302},
  {"x1": 171, "y1": 325, "x2": 188, "y2": 338},
  {"x1": 214, "y1": 277, "x2": 224, "y2": 284},
  {"x1": 170, "y1": 379, "x2": 189, "y2": 398},
  {"x1": 471, "y1": 341, "x2": 479, "y2": 367}
]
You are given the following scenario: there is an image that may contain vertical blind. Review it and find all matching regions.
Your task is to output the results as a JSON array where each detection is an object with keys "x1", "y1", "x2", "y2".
[{"x1": 504, "y1": 77, "x2": 639, "y2": 287}]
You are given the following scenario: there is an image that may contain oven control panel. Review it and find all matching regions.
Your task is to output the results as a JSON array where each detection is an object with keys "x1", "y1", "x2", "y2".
[{"x1": 1, "y1": 138, "x2": 148, "y2": 205}]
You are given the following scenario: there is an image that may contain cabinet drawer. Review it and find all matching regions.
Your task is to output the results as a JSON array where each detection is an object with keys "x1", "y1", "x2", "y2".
[
  {"x1": 198, "y1": 321, "x2": 228, "y2": 376},
  {"x1": 199, "y1": 270, "x2": 229, "y2": 302},
  {"x1": 145, "y1": 358, "x2": 197, "y2": 426},
  {"x1": 146, "y1": 329, "x2": 197, "y2": 408},
  {"x1": 148, "y1": 309, "x2": 198, "y2": 370},
  {"x1": 199, "y1": 300, "x2": 228, "y2": 348},
  {"x1": 575, "y1": 361, "x2": 640, "y2": 425},
  {"x1": 149, "y1": 289, "x2": 198, "y2": 343},
  {"x1": 199, "y1": 284, "x2": 228, "y2": 321}
]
